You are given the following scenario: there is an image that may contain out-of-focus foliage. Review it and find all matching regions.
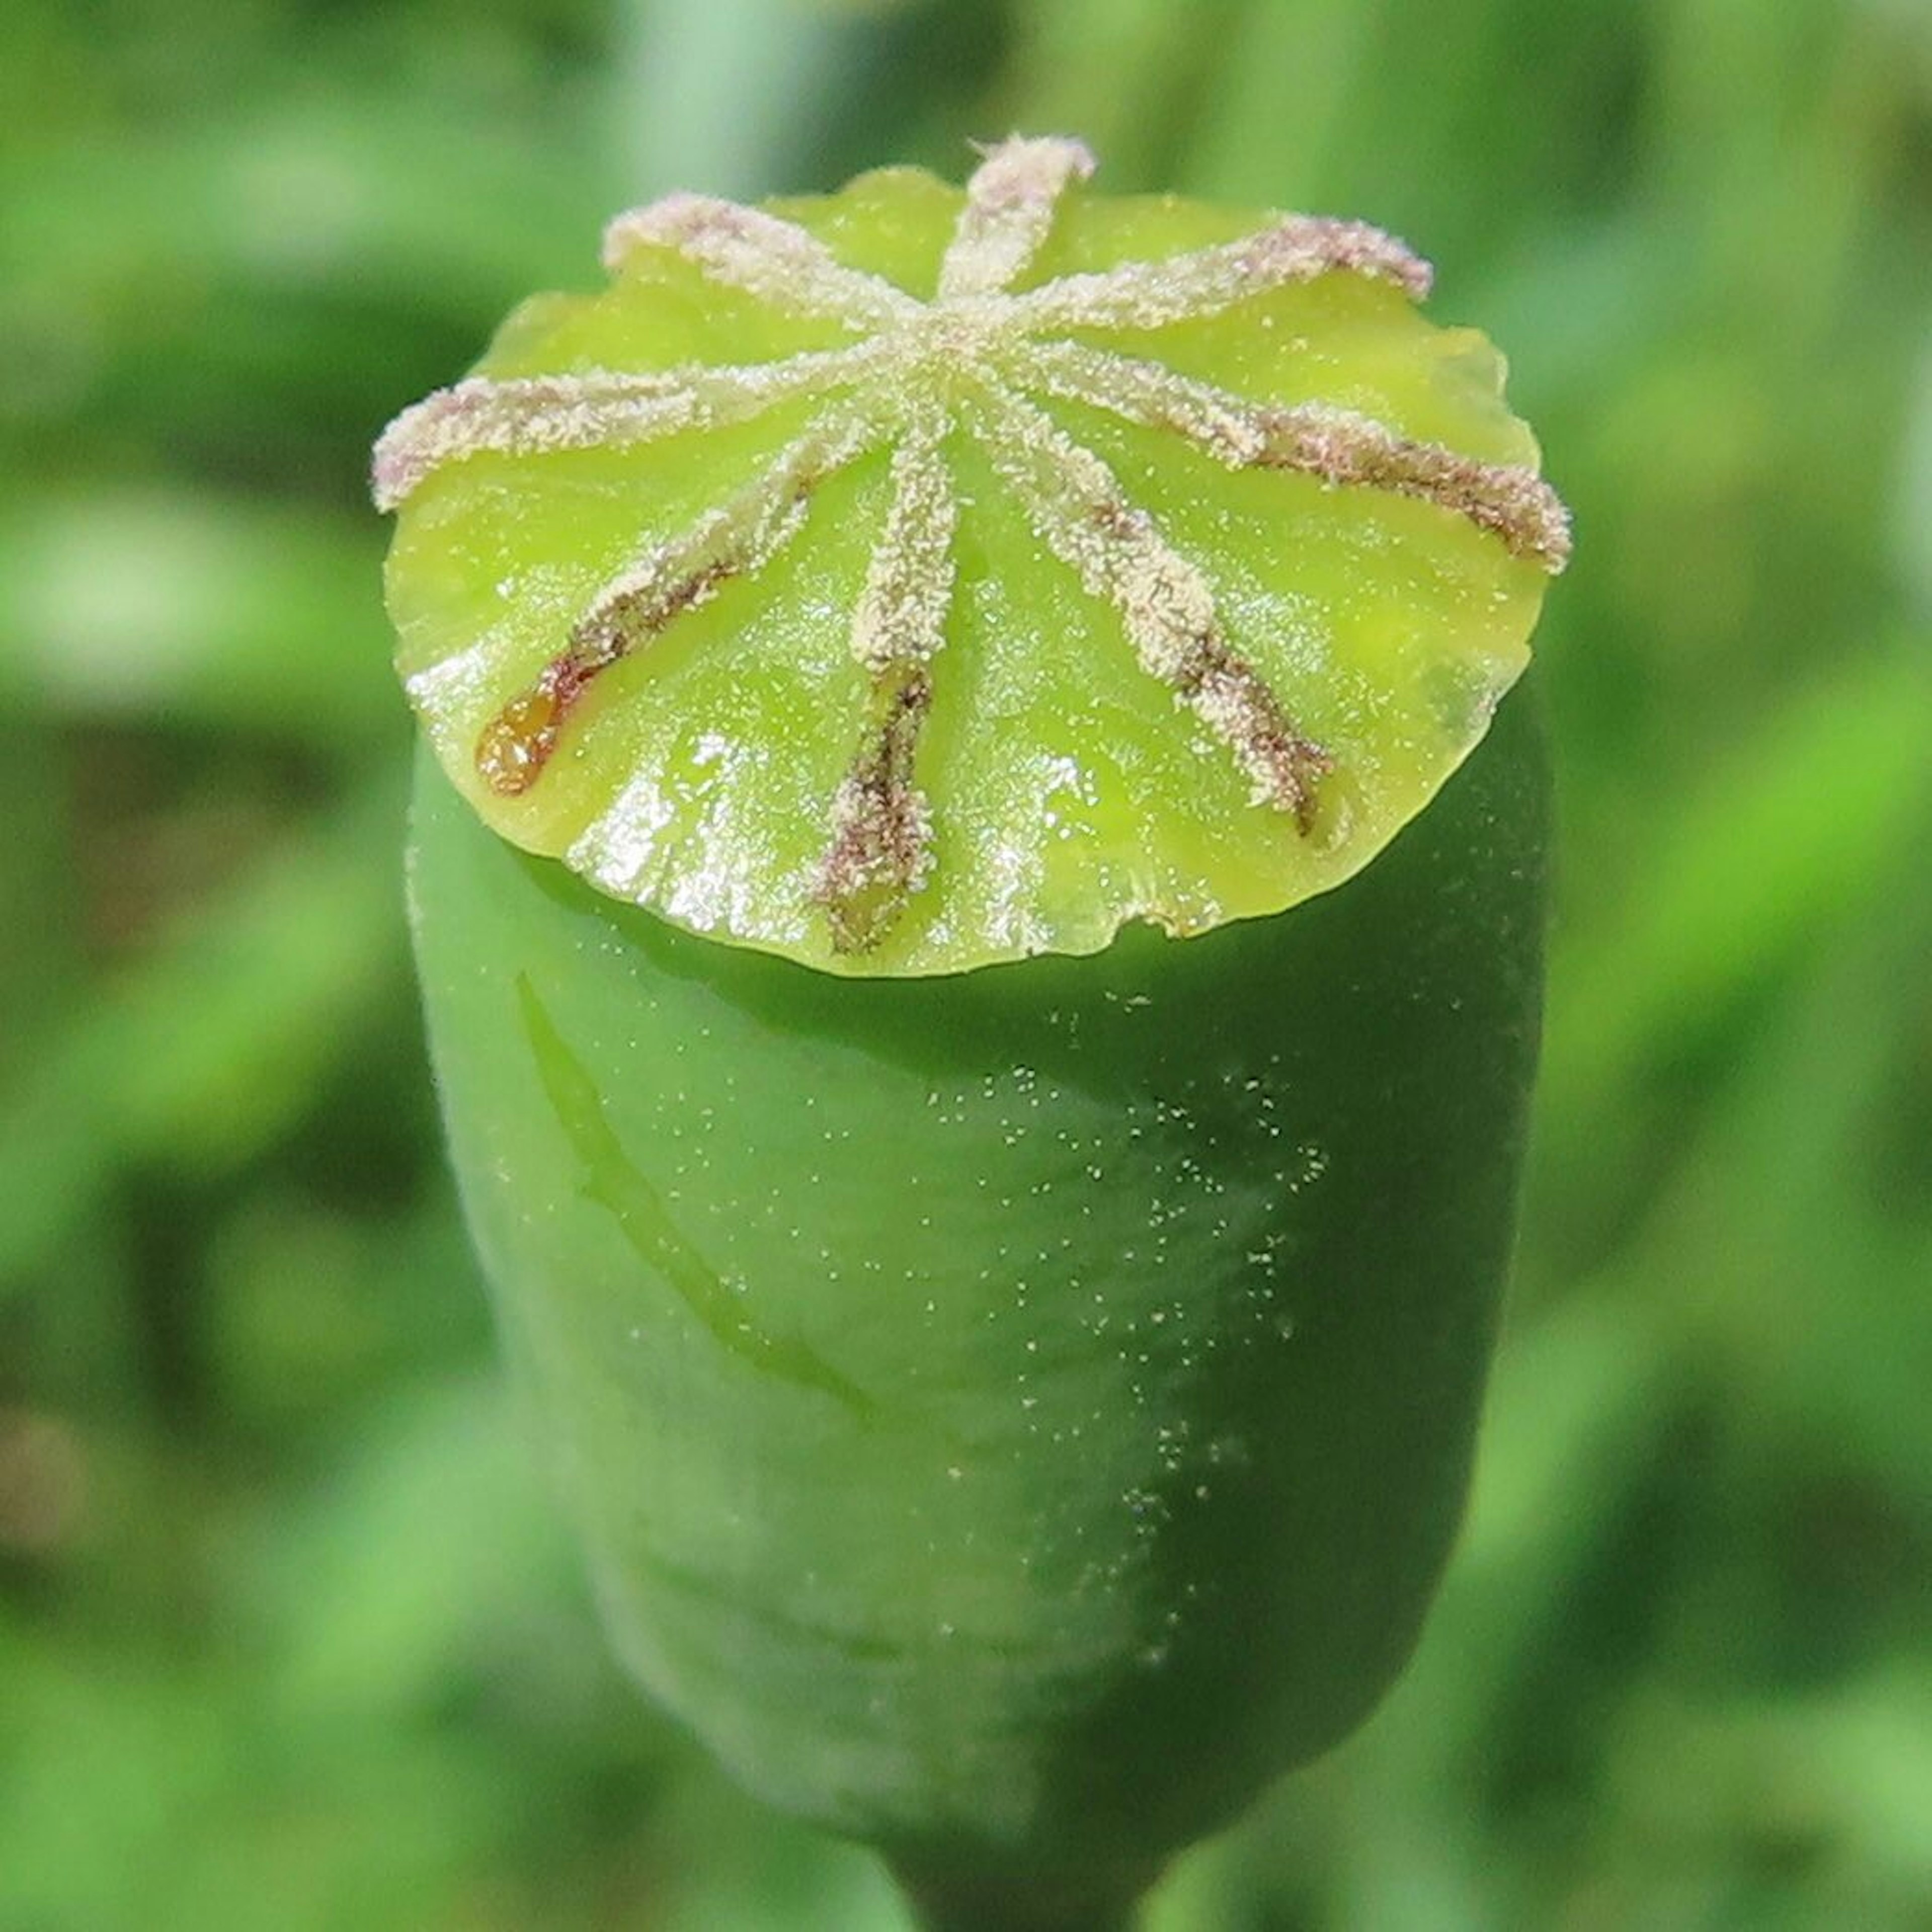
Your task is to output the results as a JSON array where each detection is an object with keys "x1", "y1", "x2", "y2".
[{"x1": 1, "y1": 1, "x2": 1927, "y2": 1925}]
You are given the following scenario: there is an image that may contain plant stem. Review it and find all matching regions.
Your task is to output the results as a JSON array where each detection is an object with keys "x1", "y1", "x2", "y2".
[{"x1": 894, "y1": 1866, "x2": 1146, "y2": 1932}]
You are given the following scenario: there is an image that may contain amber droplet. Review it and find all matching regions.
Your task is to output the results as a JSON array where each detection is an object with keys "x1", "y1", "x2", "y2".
[{"x1": 477, "y1": 683, "x2": 562, "y2": 794}]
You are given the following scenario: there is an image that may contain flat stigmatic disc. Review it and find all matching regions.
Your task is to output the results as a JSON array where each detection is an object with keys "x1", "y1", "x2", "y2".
[{"x1": 377, "y1": 138, "x2": 1566, "y2": 975}]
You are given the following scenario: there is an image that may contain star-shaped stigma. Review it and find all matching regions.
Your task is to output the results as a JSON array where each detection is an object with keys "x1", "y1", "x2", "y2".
[{"x1": 375, "y1": 136, "x2": 1570, "y2": 955}]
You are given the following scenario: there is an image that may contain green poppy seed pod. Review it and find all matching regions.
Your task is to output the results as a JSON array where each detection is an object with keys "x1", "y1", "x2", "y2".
[{"x1": 382, "y1": 138, "x2": 1568, "y2": 1927}]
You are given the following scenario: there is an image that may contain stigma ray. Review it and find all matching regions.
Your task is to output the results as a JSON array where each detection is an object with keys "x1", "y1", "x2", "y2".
[
  {"x1": 817, "y1": 414, "x2": 957, "y2": 951},
  {"x1": 967, "y1": 381, "x2": 1329, "y2": 826},
  {"x1": 475, "y1": 410, "x2": 882, "y2": 795},
  {"x1": 372, "y1": 345, "x2": 886, "y2": 513},
  {"x1": 602, "y1": 194, "x2": 918, "y2": 330},
  {"x1": 1003, "y1": 215, "x2": 1431, "y2": 335},
  {"x1": 938, "y1": 135, "x2": 1097, "y2": 301},
  {"x1": 1012, "y1": 340, "x2": 1572, "y2": 569},
  {"x1": 817, "y1": 669, "x2": 937, "y2": 955}
]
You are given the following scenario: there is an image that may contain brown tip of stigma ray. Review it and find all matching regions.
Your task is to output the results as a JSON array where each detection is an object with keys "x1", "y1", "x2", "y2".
[
  {"x1": 1175, "y1": 635, "x2": 1332, "y2": 831},
  {"x1": 1078, "y1": 495, "x2": 1332, "y2": 833},
  {"x1": 815, "y1": 670, "x2": 936, "y2": 954},
  {"x1": 1255, "y1": 410, "x2": 1572, "y2": 571}
]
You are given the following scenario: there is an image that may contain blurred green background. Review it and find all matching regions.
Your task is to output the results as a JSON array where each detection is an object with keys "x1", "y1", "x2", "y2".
[{"x1": 2, "y1": 1, "x2": 1928, "y2": 1926}]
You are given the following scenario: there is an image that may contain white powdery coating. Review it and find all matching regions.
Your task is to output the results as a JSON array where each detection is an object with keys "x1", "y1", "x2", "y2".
[
  {"x1": 937, "y1": 134, "x2": 1097, "y2": 301},
  {"x1": 371, "y1": 348, "x2": 887, "y2": 513},
  {"x1": 967, "y1": 381, "x2": 1218, "y2": 683},
  {"x1": 848, "y1": 413, "x2": 957, "y2": 674},
  {"x1": 1004, "y1": 215, "x2": 1432, "y2": 334},
  {"x1": 967, "y1": 381, "x2": 1322, "y2": 817},
  {"x1": 601, "y1": 193, "x2": 917, "y2": 330},
  {"x1": 1011, "y1": 339, "x2": 1273, "y2": 465},
  {"x1": 815, "y1": 416, "x2": 957, "y2": 946},
  {"x1": 571, "y1": 407, "x2": 882, "y2": 664},
  {"x1": 1012, "y1": 340, "x2": 1572, "y2": 568}
]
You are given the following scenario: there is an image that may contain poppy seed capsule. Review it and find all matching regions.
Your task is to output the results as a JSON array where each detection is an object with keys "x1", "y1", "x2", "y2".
[{"x1": 384, "y1": 139, "x2": 1566, "y2": 1925}]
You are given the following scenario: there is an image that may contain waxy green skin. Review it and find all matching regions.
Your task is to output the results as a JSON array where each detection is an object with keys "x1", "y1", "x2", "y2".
[{"x1": 408, "y1": 684, "x2": 1548, "y2": 1905}]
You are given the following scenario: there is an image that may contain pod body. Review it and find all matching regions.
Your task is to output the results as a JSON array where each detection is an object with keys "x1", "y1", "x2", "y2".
[{"x1": 408, "y1": 685, "x2": 1548, "y2": 1895}]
